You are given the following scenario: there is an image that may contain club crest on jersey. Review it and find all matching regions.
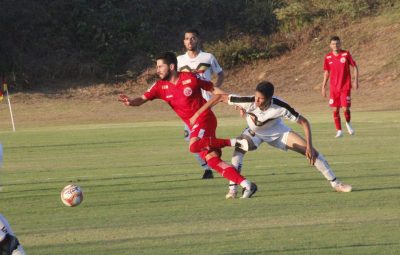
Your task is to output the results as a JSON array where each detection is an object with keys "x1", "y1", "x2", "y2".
[
  {"x1": 183, "y1": 87, "x2": 192, "y2": 96},
  {"x1": 182, "y1": 79, "x2": 192, "y2": 85},
  {"x1": 340, "y1": 57, "x2": 346, "y2": 63}
]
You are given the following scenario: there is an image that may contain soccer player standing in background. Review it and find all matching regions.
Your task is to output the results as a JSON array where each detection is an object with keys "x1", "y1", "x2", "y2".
[
  {"x1": 322, "y1": 36, "x2": 359, "y2": 138},
  {"x1": 177, "y1": 28, "x2": 224, "y2": 179},
  {"x1": 119, "y1": 52, "x2": 257, "y2": 198}
]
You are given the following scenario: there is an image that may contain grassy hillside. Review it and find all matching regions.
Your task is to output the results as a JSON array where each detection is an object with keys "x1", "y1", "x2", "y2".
[{"x1": 0, "y1": 7, "x2": 399, "y2": 130}]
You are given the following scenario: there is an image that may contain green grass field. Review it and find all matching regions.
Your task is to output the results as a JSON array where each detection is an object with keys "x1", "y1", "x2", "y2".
[{"x1": 0, "y1": 111, "x2": 399, "y2": 255}]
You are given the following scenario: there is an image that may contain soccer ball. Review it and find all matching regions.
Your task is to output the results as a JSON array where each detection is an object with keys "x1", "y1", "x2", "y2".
[{"x1": 61, "y1": 184, "x2": 83, "y2": 207}]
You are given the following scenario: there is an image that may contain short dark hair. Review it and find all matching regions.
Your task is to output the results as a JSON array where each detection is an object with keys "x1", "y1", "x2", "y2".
[
  {"x1": 256, "y1": 81, "x2": 274, "y2": 99},
  {"x1": 184, "y1": 28, "x2": 200, "y2": 37},
  {"x1": 330, "y1": 36, "x2": 340, "y2": 42},
  {"x1": 156, "y1": 51, "x2": 177, "y2": 68}
]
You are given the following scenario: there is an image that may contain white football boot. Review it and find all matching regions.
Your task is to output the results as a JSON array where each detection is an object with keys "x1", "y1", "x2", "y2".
[
  {"x1": 335, "y1": 130, "x2": 343, "y2": 138},
  {"x1": 241, "y1": 183, "x2": 258, "y2": 198},
  {"x1": 235, "y1": 138, "x2": 249, "y2": 151},
  {"x1": 331, "y1": 180, "x2": 352, "y2": 192}
]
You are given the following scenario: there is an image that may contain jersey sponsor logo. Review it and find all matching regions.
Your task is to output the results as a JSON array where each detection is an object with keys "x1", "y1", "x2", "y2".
[
  {"x1": 342, "y1": 52, "x2": 348, "y2": 56},
  {"x1": 326, "y1": 55, "x2": 332, "y2": 59},
  {"x1": 340, "y1": 57, "x2": 346, "y2": 63},
  {"x1": 166, "y1": 95, "x2": 173, "y2": 98},
  {"x1": 162, "y1": 85, "x2": 169, "y2": 89},
  {"x1": 183, "y1": 87, "x2": 192, "y2": 96},
  {"x1": 182, "y1": 79, "x2": 192, "y2": 85}
]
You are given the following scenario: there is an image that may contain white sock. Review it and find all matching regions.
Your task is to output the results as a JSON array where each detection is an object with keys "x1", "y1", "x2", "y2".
[
  {"x1": 194, "y1": 153, "x2": 210, "y2": 171},
  {"x1": 314, "y1": 154, "x2": 336, "y2": 181},
  {"x1": 229, "y1": 150, "x2": 245, "y2": 191}
]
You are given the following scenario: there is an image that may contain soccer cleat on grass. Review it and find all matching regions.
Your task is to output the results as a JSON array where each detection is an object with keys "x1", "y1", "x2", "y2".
[
  {"x1": 225, "y1": 189, "x2": 238, "y2": 199},
  {"x1": 345, "y1": 122, "x2": 355, "y2": 135},
  {"x1": 335, "y1": 130, "x2": 343, "y2": 138},
  {"x1": 202, "y1": 169, "x2": 214, "y2": 179},
  {"x1": 241, "y1": 183, "x2": 258, "y2": 198},
  {"x1": 331, "y1": 180, "x2": 352, "y2": 192},
  {"x1": 235, "y1": 138, "x2": 249, "y2": 151}
]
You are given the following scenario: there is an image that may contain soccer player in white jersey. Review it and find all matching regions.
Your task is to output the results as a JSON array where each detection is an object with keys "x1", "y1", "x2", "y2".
[
  {"x1": 0, "y1": 214, "x2": 26, "y2": 255},
  {"x1": 190, "y1": 81, "x2": 352, "y2": 199},
  {"x1": 177, "y1": 28, "x2": 224, "y2": 179}
]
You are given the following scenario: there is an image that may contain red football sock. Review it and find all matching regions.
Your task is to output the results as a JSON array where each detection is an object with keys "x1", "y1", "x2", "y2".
[
  {"x1": 189, "y1": 137, "x2": 231, "y2": 153},
  {"x1": 206, "y1": 156, "x2": 245, "y2": 184},
  {"x1": 344, "y1": 109, "x2": 351, "y2": 122},
  {"x1": 333, "y1": 111, "x2": 342, "y2": 130}
]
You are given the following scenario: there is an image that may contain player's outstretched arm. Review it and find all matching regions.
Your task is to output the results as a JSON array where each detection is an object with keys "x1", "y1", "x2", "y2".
[
  {"x1": 118, "y1": 94, "x2": 148, "y2": 107},
  {"x1": 189, "y1": 94, "x2": 229, "y2": 126}
]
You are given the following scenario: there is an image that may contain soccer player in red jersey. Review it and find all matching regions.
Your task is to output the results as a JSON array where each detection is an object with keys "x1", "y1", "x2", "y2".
[
  {"x1": 118, "y1": 52, "x2": 257, "y2": 198},
  {"x1": 322, "y1": 36, "x2": 359, "y2": 138}
]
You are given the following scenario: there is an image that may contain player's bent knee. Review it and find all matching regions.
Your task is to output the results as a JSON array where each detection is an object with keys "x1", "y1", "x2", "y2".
[{"x1": 189, "y1": 141, "x2": 201, "y2": 153}]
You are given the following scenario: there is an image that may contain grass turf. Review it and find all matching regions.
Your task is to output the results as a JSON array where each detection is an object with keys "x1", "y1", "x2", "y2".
[{"x1": 0, "y1": 111, "x2": 399, "y2": 254}]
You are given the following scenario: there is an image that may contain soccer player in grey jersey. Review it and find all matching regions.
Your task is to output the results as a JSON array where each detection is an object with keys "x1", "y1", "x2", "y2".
[{"x1": 190, "y1": 81, "x2": 352, "y2": 199}]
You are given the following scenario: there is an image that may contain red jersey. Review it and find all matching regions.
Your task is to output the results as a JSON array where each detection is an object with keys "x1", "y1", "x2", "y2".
[
  {"x1": 143, "y1": 72, "x2": 215, "y2": 127},
  {"x1": 323, "y1": 50, "x2": 356, "y2": 92}
]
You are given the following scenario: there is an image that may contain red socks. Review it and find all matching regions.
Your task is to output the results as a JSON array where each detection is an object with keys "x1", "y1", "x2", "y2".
[
  {"x1": 206, "y1": 157, "x2": 245, "y2": 184},
  {"x1": 344, "y1": 109, "x2": 351, "y2": 122},
  {"x1": 189, "y1": 137, "x2": 231, "y2": 153},
  {"x1": 333, "y1": 111, "x2": 342, "y2": 130}
]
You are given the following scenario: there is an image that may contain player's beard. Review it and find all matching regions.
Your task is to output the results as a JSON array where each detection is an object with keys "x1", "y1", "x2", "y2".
[{"x1": 160, "y1": 70, "x2": 172, "y2": 81}]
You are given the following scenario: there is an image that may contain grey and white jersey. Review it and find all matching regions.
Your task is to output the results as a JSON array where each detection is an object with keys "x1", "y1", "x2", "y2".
[
  {"x1": 0, "y1": 214, "x2": 14, "y2": 241},
  {"x1": 228, "y1": 95, "x2": 300, "y2": 140}
]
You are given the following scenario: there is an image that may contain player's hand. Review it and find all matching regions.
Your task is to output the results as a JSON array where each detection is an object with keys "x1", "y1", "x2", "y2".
[
  {"x1": 118, "y1": 94, "x2": 130, "y2": 106},
  {"x1": 354, "y1": 80, "x2": 359, "y2": 90},
  {"x1": 305, "y1": 147, "x2": 317, "y2": 165},
  {"x1": 189, "y1": 114, "x2": 198, "y2": 126},
  {"x1": 321, "y1": 87, "x2": 326, "y2": 98},
  {"x1": 235, "y1": 106, "x2": 245, "y2": 118}
]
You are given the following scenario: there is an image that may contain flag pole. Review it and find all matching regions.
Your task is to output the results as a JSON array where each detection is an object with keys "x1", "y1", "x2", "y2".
[{"x1": 2, "y1": 80, "x2": 15, "y2": 132}]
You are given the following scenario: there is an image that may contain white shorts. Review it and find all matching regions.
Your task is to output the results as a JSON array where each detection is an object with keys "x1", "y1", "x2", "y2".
[{"x1": 240, "y1": 127, "x2": 291, "y2": 151}]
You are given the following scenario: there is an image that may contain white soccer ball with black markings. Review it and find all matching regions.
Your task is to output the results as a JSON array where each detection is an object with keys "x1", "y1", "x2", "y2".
[{"x1": 61, "y1": 184, "x2": 83, "y2": 207}]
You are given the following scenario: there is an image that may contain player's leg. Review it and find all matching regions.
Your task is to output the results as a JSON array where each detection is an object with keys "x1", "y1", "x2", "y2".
[
  {"x1": 283, "y1": 131, "x2": 352, "y2": 192},
  {"x1": 333, "y1": 107, "x2": 343, "y2": 138},
  {"x1": 189, "y1": 116, "x2": 256, "y2": 198},
  {"x1": 203, "y1": 150, "x2": 257, "y2": 198},
  {"x1": 227, "y1": 129, "x2": 262, "y2": 199},
  {"x1": 188, "y1": 116, "x2": 249, "y2": 153},
  {"x1": 342, "y1": 91, "x2": 354, "y2": 135},
  {"x1": 184, "y1": 124, "x2": 213, "y2": 179},
  {"x1": 330, "y1": 91, "x2": 343, "y2": 138}
]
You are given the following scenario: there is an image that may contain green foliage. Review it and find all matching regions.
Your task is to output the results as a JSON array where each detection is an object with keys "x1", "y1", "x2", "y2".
[
  {"x1": 0, "y1": 0, "x2": 397, "y2": 86},
  {"x1": 275, "y1": 0, "x2": 399, "y2": 32},
  {"x1": 206, "y1": 36, "x2": 289, "y2": 68}
]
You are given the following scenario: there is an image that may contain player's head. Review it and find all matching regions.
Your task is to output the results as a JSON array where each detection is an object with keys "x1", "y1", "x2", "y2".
[
  {"x1": 183, "y1": 28, "x2": 200, "y2": 52},
  {"x1": 156, "y1": 52, "x2": 178, "y2": 80},
  {"x1": 329, "y1": 36, "x2": 341, "y2": 52},
  {"x1": 255, "y1": 81, "x2": 274, "y2": 109}
]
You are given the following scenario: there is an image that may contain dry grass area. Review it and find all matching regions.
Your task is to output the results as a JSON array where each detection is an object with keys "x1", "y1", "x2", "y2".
[{"x1": 1, "y1": 10, "x2": 399, "y2": 130}]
